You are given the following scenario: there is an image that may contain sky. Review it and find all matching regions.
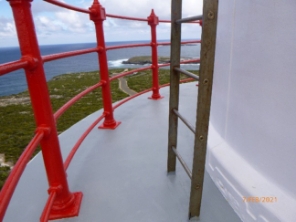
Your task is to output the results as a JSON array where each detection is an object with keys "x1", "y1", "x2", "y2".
[{"x1": 0, "y1": 0, "x2": 203, "y2": 47}]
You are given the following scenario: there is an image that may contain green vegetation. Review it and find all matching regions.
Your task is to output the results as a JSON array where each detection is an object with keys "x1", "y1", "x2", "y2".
[
  {"x1": 0, "y1": 167, "x2": 10, "y2": 189},
  {"x1": 122, "y1": 56, "x2": 170, "y2": 64},
  {"x1": 0, "y1": 68, "x2": 198, "y2": 189},
  {"x1": 127, "y1": 68, "x2": 198, "y2": 92},
  {"x1": 0, "y1": 70, "x2": 126, "y2": 163}
]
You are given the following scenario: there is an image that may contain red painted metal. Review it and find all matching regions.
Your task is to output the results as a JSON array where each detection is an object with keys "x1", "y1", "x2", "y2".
[
  {"x1": 64, "y1": 77, "x2": 194, "y2": 171},
  {"x1": 4, "y1": 0, "x2": 83, "y2": 220},
  {"x1": 110, "y1": 66, "x2": 152, "y2": 81},
  {"x1": 64, "y1": 114, "x2": 106, "y2": 170},
  {"x1": 54, "y1": 81, "x2": 103, "y2": 120},
  {"x1": 106, "y1": 43, "x2": 151, "y2": 51},
  {"x1": 40, "y1": 191, "x2": 57, "y2": 222},
  {"x1": 0, "y1": 59, "x2": 29, "y2": 76},
  {"x1": 112, "y1": 78, "x2": 194, "y2": 110},
  {"x1": 42, "y1": 47, "x2": 98, "y2": 63},
  {"x1": 0, "y1": 0, "x2": 202, "y2": 220},
  {"x1": 148, "y1": 10, "x2": 163, "y2": 100},
  {"x1": 46, "y1": 192, "x2": 83, "y2": 220},
  {"x1": 44, "y1": 0, "x2": 90, "y2": 14},
  {"x1": 106, "y1": 14, "x2": 201, "y2": 24},
  {"x1": 89, "y1": 0, "x2": 121, "y2": 129},
  {"x1": 100, "y1": 40, "x2": 201, "y2": 49},
  {"x1": 106, "y1": 13, "x2": 148, "y2": 22}
]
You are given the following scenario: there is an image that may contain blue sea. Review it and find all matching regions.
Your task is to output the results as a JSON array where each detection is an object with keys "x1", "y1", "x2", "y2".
[{"x1": 0, "y1": 40, "x2": 200, "y2": 96}]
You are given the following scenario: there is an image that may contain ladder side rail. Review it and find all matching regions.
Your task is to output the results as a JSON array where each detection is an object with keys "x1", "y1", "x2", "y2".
[
  {"x1": 167, "y1": 0, "x2": 183, "y2": 172},
  {"x1": 189, "y1": 0, "x2": 219, "y2": 218}
]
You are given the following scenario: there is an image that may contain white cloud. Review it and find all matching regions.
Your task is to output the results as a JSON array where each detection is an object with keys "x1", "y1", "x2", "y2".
[
  {"x1": 32, "y1": 0, "x2": 66, "y2": 14},
  {"x1": 0, "y1": 0, "x2": 203, "y2": 46},
  {"x1": 100, "y1": 0, "x2": 203, "y2": 20},
  {"x1": 55, "y1": 11, "x2": 91, "y2": 33},
  {"x1": 0, "y1": 17, "x2": 16, "y2": 37}
]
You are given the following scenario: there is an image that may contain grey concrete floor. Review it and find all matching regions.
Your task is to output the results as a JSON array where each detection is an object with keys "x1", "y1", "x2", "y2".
[{"x1": 4, "y1": 82, "x2": 241, "y2": 222}]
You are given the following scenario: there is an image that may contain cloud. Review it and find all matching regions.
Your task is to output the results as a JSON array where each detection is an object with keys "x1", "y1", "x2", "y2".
[
  {"x1": 32, "y1": 0, "x2": 67, "y2": 14},
  {"x1": 100, "y1": 0, "x2": 203, "y2": 20},
  {"x1": 0, "y1": 0, "x2": 203, "y2": 46},
  {"x1": 55, "y1": 11, "x2": 92, "y2": 33},
  {"x1": 0, "y1": 17, "x2": 16, "y2": 37},
  {"x1": 33, "y1": 1, "x2": 93, "y2": 36}
]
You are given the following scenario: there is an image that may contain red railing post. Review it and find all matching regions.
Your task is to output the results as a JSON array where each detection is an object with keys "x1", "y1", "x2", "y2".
[
  {"x1": 89, "y1": 0, "x2": 121, "y2": 129},
  {"x1": 148, "y1": 10, "x2": 163, "y2": 100},
  {"x1": 6, "y1": 0, "x2": 82, "y2": 220}
]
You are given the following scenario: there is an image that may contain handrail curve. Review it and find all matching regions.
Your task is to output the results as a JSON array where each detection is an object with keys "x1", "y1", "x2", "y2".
[
  {"x1": 0, "y1": 0, "x2": 201, "y2": 221},
  {"x1": 43, "y1": 0, "x2": 90, "y2": 14}
]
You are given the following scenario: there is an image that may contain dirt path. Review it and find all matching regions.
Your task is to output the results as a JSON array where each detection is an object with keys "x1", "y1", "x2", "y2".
[{"x1": 111, "y1": 69, "x2": 137, "y2": 96}]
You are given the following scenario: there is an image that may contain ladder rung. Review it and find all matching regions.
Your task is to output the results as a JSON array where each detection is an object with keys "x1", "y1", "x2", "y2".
[
  {"x1": 173, "y1": 109, "x2": 195, "y2": 134},
  {"x1": 172, "y1": 146, "x2": 192, "y2": 179},
  {"x1": 176, "y1": 15, "x2": 203, "y2": 24},
  {"x1": 174, "y1": 67, "x2": 199, "y2": 81}
]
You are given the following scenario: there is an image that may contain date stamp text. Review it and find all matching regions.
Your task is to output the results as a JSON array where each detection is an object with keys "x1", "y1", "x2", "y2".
[{"x1": 243, "y1": 196, "x2": 277, "y2": 203}]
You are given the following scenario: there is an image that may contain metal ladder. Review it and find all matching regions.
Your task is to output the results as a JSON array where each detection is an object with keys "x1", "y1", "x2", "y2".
[{"x1": 167, "y1": 0, "x2": 218, "y2": 219}]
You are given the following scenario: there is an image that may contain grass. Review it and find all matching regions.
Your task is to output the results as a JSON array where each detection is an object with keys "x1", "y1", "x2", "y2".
[
  {"x1": 123, "y1": 56, "x2": 170, "y2": 64},
  {"x1": 0, "y1": 68, "x2": 198, "y2": 190},
  {"x1": 127, "y1": 68, "x2": 199, "y2": 92}
]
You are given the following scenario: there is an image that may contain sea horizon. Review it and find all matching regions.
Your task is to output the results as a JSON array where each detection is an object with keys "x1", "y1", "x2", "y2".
[
  {"x1": 0, "y1": 40, "x2": 200, "y2": 96},
  {"x1": 0, "y1": 38, "x2": 200, "y2": 49}
]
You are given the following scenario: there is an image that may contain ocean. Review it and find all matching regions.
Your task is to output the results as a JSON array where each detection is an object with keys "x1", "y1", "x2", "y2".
[{"x1": 0, "y1": 40, "x2": 200, "y2": 96}]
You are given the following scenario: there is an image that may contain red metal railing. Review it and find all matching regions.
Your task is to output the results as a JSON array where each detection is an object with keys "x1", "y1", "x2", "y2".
[{"x1": 0, "y1": 0, "x2": 201, "y2": 221}]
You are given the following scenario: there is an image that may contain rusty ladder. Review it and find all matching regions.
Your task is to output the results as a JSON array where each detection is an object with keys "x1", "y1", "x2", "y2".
[{"x1": 167, "y1": 0, "x2": 218, "y2": 219}]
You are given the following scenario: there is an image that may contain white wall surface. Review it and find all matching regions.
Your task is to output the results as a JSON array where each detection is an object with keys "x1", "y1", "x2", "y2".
[{"x1": 208, "y1": 0, "x2": 296, "y2": 221}]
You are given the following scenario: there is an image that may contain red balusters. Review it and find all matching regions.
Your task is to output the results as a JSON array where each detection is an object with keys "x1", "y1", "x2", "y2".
[
  {"x1": 6, "y1": 0, "x2": 82, "y2": 220},
  {"x1": 89, "y1": 0, "x2": 121, "y2": 129},
  {"x1": 1, "y1": 0, "x2": 169, "y2": 220},
  {"x1": 148, "y1": 10, "x2": 163, "y2": 100}
]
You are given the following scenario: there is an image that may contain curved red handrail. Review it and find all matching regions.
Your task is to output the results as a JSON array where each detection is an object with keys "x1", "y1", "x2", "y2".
[
  {"x1": 110, "y1": 66, "x2": 152, "y2": 81},
  {"x1": 113, "y1": 77, "x2": 195, "y2": 110},
  {"x1": 54, "y1": 82, "x2": 103, "y2": 120},
  {"x1": 106, "y1": 43, "x2": 151, "y2": 51},
  {"x1": 106, "y1": 15, "x2": 200, "y2": 24},
  {"x1": 40, "y1": 191, "x2": 56, "y2": 222},
  {"x1": 0, "y1": 0, "x2": 202, "y2": 220},
  {"x1": 64, "y1": 77, "x2": 196, "y2": 170},
  {"x1": 64, "y1": 114, "x2": 106, "y2": 170},
  {"x1": 106, "y1": 40, "x2": 201, "y2": 51},
  {"x1": 43, "y1": 0, "x2": 90, "y2": 14},
  {"x1": 42, "y1": 48, "x2": 98, "y2": 63},
  {"x1": 0, "y1": 60, "x2": 29, "y2": 76},
  {"x1": 106, "y1": 13, "x2": 148, "y2": 22}
]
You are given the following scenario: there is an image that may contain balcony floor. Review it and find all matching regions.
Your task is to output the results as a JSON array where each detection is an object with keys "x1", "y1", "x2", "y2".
[{"x1": 4, "y1": 82, "x2": 241, "y2": 222}]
